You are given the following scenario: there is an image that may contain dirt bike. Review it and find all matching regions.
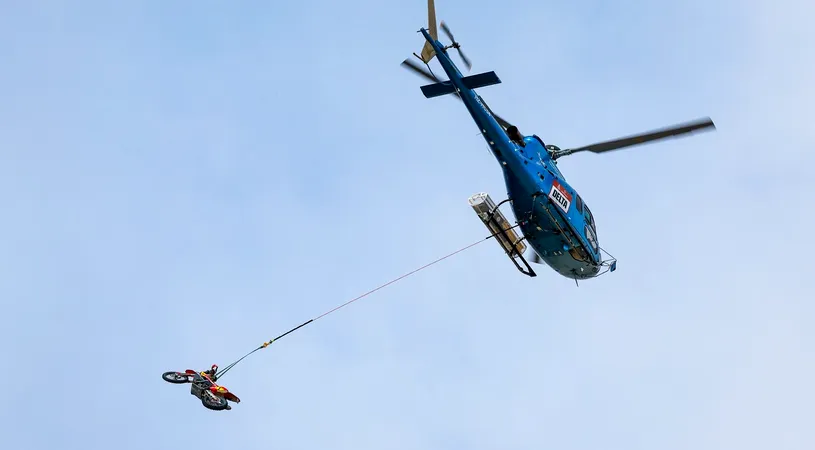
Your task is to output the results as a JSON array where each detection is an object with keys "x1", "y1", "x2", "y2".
[{"x1": 162, "y1": 369, "x2": 241, "y2": 411}]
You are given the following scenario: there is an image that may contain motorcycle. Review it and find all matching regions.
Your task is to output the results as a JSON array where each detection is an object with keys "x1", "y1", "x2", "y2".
[{"x1": 162, "y1": 370, "x2": 241, "y2": 411}]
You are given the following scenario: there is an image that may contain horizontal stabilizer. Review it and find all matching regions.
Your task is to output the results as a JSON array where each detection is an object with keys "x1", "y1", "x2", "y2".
[
  {"x1": 420, "y1": 71, "x2": 502, "y2": 99},
  {"x1": 461, "y1": 71, "x2": 501, "y2": 90},
  {"x1": 420, "y1": 80, "x2": 456, "y2": 98}
]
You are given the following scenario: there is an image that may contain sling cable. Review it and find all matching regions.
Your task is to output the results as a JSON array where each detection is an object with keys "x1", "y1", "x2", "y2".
[{"x1": 214, "y1": 222, "x2": 523, "y2": 379}]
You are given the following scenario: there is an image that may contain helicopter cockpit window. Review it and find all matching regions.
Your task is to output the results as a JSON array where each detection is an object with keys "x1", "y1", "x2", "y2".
[{"x1": 584, "y1": 204, "x2": 596, "y2": 231}]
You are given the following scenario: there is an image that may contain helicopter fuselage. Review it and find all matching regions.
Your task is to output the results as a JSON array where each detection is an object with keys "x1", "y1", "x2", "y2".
[
  {"x1": 500, "y1": 136, "x2": 602, "y2": 279},
  {"x1": 419, "y1": 28, "x2": 603, "y2": 280}
]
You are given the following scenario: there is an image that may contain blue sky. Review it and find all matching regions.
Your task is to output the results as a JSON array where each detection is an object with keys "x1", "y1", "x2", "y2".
[{"x1": 1, "y1": 0, "x2": 813, "y2": 449}]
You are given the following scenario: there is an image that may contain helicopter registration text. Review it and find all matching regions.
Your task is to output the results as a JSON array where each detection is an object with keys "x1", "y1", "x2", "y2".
[{"x1": 548, "y1": 180, "x2": 572, "y2": 214}]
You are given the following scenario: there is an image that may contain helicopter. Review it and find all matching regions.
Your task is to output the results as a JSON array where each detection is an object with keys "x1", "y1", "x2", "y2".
[{"x1": 400, "y1": 0, "x2": 716, "y2": 283}]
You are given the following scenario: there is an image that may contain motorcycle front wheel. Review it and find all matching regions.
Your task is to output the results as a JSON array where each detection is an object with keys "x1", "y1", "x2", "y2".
[
  {"x1": 162, "y1": 371, "x2": 192, "y2": 384},
  {"x1": 201, "y1": 392, "x2": 229, "y2": 411}
]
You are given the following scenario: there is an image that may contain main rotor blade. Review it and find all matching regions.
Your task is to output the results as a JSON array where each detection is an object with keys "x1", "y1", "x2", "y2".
[
  {"x1": 485, "y1": 104, "x2": 513, "y2": 130},
  {"x1": 528, "y1": 250, "x2": 543, "y2": 265},
  {"x1": 563, "y1": 117, "x2": 716, "y2": 154},
  {"x1": 401, "y1": 58, "x2": 438, "y2": 82},
  {"x1": 400, "y1": 58, "x2": 514, "y2": 130}
]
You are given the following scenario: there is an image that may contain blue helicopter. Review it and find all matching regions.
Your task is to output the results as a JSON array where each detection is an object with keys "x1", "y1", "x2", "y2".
[{"x1": 400, "y1": 1, "x2": 716, "y2": 283}]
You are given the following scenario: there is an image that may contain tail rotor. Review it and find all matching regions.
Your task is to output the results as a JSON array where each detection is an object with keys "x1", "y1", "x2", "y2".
[
  {"x1": 439, "y1": 21, "x2": 472, "y2": 70},
  {"x1": 399, "y1": 5, "x2": 514, "y2": 131}
]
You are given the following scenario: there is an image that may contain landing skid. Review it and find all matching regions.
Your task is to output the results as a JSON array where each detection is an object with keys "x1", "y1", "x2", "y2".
[
  {"x1": 468, "y1": 193, "x2": 536, "y2": 277},
  {"x1": 503, "y1": 237, "x2": 536, "y2": 277}
]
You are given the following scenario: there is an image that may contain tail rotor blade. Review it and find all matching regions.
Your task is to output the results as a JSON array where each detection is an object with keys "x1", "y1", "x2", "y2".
[
  {"x1": 457, "y1": 48, "x2": 472, "y2": 70},
  {"x1": 439, "y1": 20, "x2": 471, "y2": 70},
  {"x1": 440, "y1": 20, "x2": 454, "y2": 43}
]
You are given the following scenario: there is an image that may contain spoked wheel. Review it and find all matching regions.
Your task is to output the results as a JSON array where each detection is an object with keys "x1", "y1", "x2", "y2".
[
  {"x1": 201, "y1": 392, "x2": 229, "y2": 411},
  {"x1": 162, "y1": 371, "x2": 192, "y2": 384}
]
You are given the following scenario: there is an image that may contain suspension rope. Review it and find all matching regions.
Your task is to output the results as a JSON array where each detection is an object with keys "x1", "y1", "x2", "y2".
[{"x1": 214, "y1": 224, "x2": 520, "y2": 379}]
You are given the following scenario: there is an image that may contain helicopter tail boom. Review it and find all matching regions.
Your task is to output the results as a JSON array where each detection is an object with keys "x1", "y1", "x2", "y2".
[{"x1": 420, "y1": 71, "x2": 502, "y2": 99}]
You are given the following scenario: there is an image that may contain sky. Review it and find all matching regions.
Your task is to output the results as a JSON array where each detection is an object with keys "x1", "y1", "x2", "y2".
[{"x1": 1, "y1": 0, "x2": 813, "y2": 449}]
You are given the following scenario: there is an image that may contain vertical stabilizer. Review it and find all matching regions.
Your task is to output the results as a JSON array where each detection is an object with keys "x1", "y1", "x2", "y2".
[{"x1": 417, "y1": 0, "x2": 438, "y2": 63}]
